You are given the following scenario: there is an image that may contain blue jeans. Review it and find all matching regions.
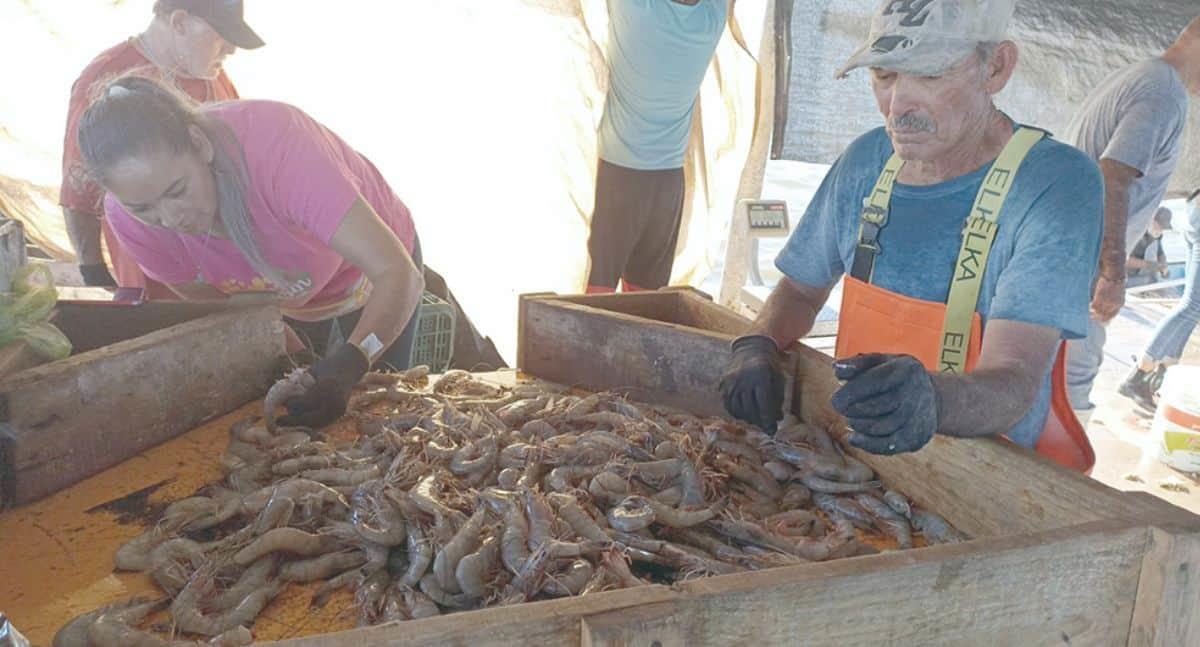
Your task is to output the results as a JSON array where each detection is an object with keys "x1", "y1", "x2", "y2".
[
  {"x1": 1066, "y1": 317, "x2": 1107, "y2": 410},
  {"x1": 1144, "y1": 233, "x2": 1200, "y2": 362}
]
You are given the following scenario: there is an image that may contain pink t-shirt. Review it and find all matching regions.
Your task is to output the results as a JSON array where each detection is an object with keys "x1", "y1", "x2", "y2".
[{"x1": 105, "y1": 100, "x2": 417, "y2": 321}]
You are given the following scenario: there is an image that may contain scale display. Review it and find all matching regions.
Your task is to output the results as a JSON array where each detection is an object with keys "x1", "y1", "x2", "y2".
[{"x1": 746, "y1": 201, "x2": 789, "y2": 234}]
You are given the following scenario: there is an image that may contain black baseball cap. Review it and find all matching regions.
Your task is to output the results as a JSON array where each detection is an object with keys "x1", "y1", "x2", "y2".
[{"x1": 164, "y1": 0, "x2": 265, "y2": 50}]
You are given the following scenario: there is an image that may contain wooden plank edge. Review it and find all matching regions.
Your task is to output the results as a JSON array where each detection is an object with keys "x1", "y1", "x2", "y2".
[
  {"x1": 0, "y1": 304, "x2": 281, "y2": 391},
  {"x1": 1128, "y1": 526, "x2": 1200, "y2": 647},
  {"x1": 265, "y1": 518, "x2": 1152, "y2": 647}
]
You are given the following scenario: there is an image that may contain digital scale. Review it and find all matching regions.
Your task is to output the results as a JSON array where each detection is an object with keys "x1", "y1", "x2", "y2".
[{"x1": 718, "y1": 199, "x2": 790, "y2": 312}]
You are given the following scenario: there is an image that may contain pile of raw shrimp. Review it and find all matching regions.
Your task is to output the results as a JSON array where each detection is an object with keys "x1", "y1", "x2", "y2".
[{"x1": 61, "y1": 368, "x2": 966, "y2": 645}]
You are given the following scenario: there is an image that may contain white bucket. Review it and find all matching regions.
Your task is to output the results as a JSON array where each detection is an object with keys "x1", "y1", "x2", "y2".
[{"x1": 1154, "y1": 365, "x2": 1200, "y2": 472}]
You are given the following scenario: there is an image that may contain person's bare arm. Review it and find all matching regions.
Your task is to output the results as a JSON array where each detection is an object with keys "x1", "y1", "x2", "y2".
[
  {"x1": 747, "y1": 277, "x2": 832, "y2": 349},
  {"x1": 931, "y1": 319, "x2": 1059, "y2": 438},
  {"x1": 327, "y1": 196, "x2": 424, "y2": 361},
  {"x1": 64, "y1": 207, "x2": 105, "y2": 266},
  {"x1": 1091, "y1": 158, "x2": 1141, "y2": 321}
]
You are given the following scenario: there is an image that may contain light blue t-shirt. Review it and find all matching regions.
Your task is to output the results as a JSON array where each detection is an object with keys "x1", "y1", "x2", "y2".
[
  {"x1": 598, "y1": 0, "x2": 727, "y2": 170},
  {"x1": 776, "y1": 127, "x2": 1104, "y2": 447}
]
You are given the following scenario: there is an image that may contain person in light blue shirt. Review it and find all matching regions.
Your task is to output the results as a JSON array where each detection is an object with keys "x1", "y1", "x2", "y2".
[{"x1": 586, "y1": 0, "x2": 727, "y2": 293}]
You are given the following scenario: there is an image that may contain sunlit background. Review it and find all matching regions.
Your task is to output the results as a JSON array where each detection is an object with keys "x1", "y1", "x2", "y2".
[{"x1": 0, "y1": 0, "x2": 770, "y2": 362}]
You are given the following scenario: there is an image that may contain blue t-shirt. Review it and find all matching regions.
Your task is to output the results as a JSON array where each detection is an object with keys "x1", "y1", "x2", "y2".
[
  {"x1": 598, "y1": 0, "x2": 727, "y2": 170},
  {"x1": 775, "y1": 127, "x2": 1104, "y2": 446}
]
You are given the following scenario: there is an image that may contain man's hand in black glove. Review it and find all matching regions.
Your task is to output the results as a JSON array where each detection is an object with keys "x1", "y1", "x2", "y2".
[
  {"x1": 79, "y1": 263, "x2": 117, "y2": 287},
  {"x1": 719, "y1": 334, "x2": 786, "y2": 434},
  {"x1": 831, "y1": 353, "x2": 940, "y2": 455},
  {"x1": 277, "y1": 342, "x2": 370, "y2": 428}
]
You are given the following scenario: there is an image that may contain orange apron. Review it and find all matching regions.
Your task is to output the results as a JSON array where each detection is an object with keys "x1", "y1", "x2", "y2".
[{"x1": 835, "y1": 128, "x2": 1095, "y2": 473}]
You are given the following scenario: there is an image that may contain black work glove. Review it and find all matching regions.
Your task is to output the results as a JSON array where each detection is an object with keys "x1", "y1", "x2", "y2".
[
  {"x1": 277, "y1": 342, "x2": 370, "y2": 428},
  {"x1": 719, "y1": 335, "x2": 786, "y2": 434},
  {"x1": 831, "y1": 353, "x2": 940, "y2": 455},
  {"x1": 79, "y1": 263, "x2": 117, "y2": 287}
]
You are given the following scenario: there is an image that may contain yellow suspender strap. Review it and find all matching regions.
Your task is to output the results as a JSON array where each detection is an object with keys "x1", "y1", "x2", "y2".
[
  {"x1": 849, "y1": 154, "x2": 905, "y2": 282},
  {"x1": 938, "y1": 127, "x2": 1046, "y2": 374}
]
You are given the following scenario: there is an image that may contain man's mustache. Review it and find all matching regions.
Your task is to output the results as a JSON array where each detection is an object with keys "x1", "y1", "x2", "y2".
[{"x1": 889, "y1": 113, "x2": 935, "y2": 133}]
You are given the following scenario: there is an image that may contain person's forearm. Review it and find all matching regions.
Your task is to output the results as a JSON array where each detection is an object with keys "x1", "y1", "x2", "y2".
[
  {"x1": 748, "y1": 278, "x2": 829, "y2": 350},
  {"x1": 1126, "y1": 257, "x2": 1148, "y2": 270},
  {"x1": 1098, "y1": 176, "x2": 1132, "y2": 280},
  {"x1": 346, "y1": 267, "x2": 424, "y2": 362},
  {"x1": 930, "y1": 365, "x2": 1041, "y2": 438},
  {"x1": 64, "y1": 208, "x2": 105, "y2": 265}
]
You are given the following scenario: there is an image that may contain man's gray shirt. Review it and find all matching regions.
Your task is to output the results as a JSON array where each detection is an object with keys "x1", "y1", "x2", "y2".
[{"x1": 1065, "y1": 58, "x2": 1189, "y2": 253}]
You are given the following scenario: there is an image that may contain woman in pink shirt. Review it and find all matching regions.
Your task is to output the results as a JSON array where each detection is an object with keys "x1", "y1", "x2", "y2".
[{"x1": 78, "y1": 75, "x2": 425, "y2": 427}]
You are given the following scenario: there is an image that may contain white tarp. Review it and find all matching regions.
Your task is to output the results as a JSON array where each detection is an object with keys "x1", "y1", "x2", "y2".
[{"x1": 0, "y1": 0, "x2": 771, "y2": 361}]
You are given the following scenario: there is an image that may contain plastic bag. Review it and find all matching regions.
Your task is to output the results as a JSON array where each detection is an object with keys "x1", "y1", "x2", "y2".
[
  {"x1": 0, "y1": 264, "x2": 72, "y2": 361},
  {"x1": 0, "y1": 613, "x2": 31, "y2": 647}
]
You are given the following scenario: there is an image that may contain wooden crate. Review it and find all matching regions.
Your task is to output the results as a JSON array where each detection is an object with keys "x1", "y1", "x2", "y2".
[
  {"x1": 248, "y1": 288, "x2": 1200, "y2": 646},
  {"x1": 0, "y1": 302, "x2": 285, "y2": 506}
]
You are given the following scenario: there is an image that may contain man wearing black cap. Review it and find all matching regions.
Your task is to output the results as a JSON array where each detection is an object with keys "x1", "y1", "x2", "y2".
[{"x1": 60, "y1": 0, "x2": 264, "y2": 296}]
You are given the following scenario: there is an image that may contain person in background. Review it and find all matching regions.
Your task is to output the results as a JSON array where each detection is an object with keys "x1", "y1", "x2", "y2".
[
  {"x1": 77, "y1": 76, "x2": 487, "y2": 428},
  {"x1": 1125, "y1": 207, "x2": 1173, "y2": 288},
  {"x1": 1120, "y1": 192, "x2": 1200, "y2": 412},
  {"x1": 585, "y1": 0, "x2": 728, "y2": 294},
  {"x1": 719, "y1": 0, "x2": 1102, "y2": 472},
  {"x1": 60, "y1": 0, "x2": 263, "y2": 296},
  {"x1": 1063, "y1": 15, "x2": 1200, "y2": 422}
]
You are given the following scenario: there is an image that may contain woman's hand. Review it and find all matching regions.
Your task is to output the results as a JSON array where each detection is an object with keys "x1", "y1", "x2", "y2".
[{"x1": 277, "y1": 343, "x2": 369, "y2": 428}]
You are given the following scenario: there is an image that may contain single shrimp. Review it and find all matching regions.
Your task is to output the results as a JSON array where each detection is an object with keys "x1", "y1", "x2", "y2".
[
  {"x1": 433, "y1": 506, "x2": 487, "y2": 593},
  {"x1": 542, "y1": 559, "x2": 594, "y2": 596},
  {"x1": 148, "y1": 538, "x2": 208, "y2": 595},
  {"x1": 171, "y1": 565, "x2": 284, "y2": 636},
  {"x1": 497, "y1": 467, "x2": 521, "y2": 489},
  {"x1": 272, "y1": 455, "x2": 335, "y2": 476},
  {"x1": 598, "y1": 547, "x2": 645, "y2": 589},
  {"x1": 779, "y1": 482, "x2": 812, "y2": 510},
  {"x1": 300, "y1": 465, "x2": 381, "y2": 487},
  {"x1": 233, "y1": 527, "x2": 332, "y2": 566},
  {"x1": 545, "y1": 465, "x2": 603, "y2": 492},
  {"x1": 211, "y1": 556, "x2": 278, "y2": 611},
  {"x1": 762, "y1": 460, "x2": 795, "y2": 482},
  {"x1": 501, "y1": 498, "x2": 531, "y2": 575},
  {"x1": 654, "y1": 440, "x2": 680, "y2": 459},
  {"x1": 797, "y1": 471, "x2": 881, "y2": 494},
  {"x1": 711, "y1": 455, "x2": 783, "y2": 500},
  {"x1": 450, "y1": 434, "x2": 498, "y2": 476},
  {"x1": 281, "y1": 549, "x2": 367, "y2": 582},
  {"x1": 882, "y1": 489, "x2": 912, "y2": 517},
  {"x1": 455, "y1": 534, "x2": 501, "y2": 599},
  {"x1": 350, "y1": 481, "x2": 407, "y2": 547},
  {"x1": 418, "y1": 573, "x2": 472, "y2": 609},
  {"x1": 812, "y1": 493, "x2": 876, "y2": 530},
  {"x1": 402, "y1": 586, "x2": 442, "y2": 619},
  {"x1": 853, "y1": 493, "x2": 914, "y2": 549},
  {"x1": 547, "y1": 493, "x2": 610, "y2": 542},
  {"x1": 59, "y1": 598, "x2": 167, "y2": 647},
  {"x1": 910, "y1": 508, "x2": 969, "y2": 544},
  {"x1": 264, "y1": 369, "x2": 315, "y2": 433},
  {"x1": 114, "y1": 522, "x2": 181, "y2": 572},
  {"x1": 640, "y1": 497, "x2": 716, "y2": 528},
  {"x1": 607, "y1": 496, "x2": 655, "y2": 532}
]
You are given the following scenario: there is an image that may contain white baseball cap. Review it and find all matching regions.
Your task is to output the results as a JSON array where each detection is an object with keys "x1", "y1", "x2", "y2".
[{"x1": 835, "y1": 0, "x2": 1016, "y2": 79}]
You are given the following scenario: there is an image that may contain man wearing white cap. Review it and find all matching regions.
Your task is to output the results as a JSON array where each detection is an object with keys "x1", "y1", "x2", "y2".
[{"x1": 720, "y1": 0, "x2": 1102, "y2": 471}]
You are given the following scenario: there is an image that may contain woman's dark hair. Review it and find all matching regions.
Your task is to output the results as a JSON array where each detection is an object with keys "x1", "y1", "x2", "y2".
[{"x1": 78, "y1": 75, "x2": 285, "y2": 286}]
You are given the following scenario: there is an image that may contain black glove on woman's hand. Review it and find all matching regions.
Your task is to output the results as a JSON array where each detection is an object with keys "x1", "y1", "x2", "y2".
[{"x1": 277, "y1": 342, "x2": 370, "y2": 428}]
